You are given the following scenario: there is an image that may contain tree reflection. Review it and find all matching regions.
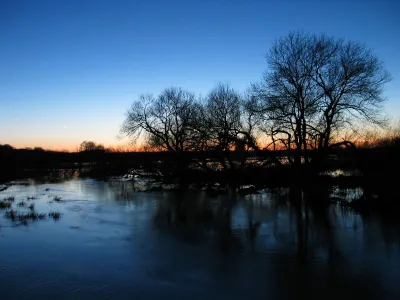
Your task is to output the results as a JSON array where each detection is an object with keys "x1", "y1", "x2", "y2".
[
  {"x1": 152, "y1": 191, "x2": 245, "y2": 252},
  {"x1": 127, "y1": 186, "x2": 400, "y2": 298}
]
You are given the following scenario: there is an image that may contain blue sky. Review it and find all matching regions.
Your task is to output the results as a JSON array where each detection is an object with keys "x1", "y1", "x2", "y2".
[{"x1": 0, "y1": 0, "x2": 399, "y2": 150}]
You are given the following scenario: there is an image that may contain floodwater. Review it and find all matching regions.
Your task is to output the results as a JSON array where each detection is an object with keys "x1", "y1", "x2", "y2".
[{"x1": 1, "y1": 178, "x2": 400, "y2": 300}]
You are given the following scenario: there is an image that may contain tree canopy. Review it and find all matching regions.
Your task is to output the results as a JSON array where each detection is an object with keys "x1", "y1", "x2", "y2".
[
  {"x1": 120, "y1": 32, "x2": 391, "y2": 168},
  {"x1": 79, "y1": 141, "x2": 105, "y2": 152},
  {"x1": 249, "y1": 32, "x2": 391, "y2": 165}
]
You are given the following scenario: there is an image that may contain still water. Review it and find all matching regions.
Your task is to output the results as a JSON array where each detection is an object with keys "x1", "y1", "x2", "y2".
[{"x1": 1, "y1": 178, "x2": 400, "y2": 300}]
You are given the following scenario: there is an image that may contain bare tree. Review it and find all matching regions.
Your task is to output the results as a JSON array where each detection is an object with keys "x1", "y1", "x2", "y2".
[
  {"x1": 198, "y1": 83, "x2": 258, "y2": 170},
  {"x1": 205, "y1": 83, "x2": 242, "y2": 169},
  {"x1": 251, "y1": 33, "x2": 321, "y2": 165},
  {"x1": 120, "y1": 87, "x2": 198, "y2": 153},
  {"x1": 250, "y1": 32, "x2": 391, "y2": 165},
  {"x1": 309, "y1": 36, "x2": 391, "y2": 150},
  {"x1": 120, "y1": 87, "x2": 201, "y2": 176}
]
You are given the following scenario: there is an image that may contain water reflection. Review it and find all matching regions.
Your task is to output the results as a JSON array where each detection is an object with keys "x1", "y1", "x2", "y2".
[
  {"x1": 148, "y1": 188, "x2": 400, "y2": 299},
  {"x1": 1, "y1": 180, "x2": 400, "y2": 299}
]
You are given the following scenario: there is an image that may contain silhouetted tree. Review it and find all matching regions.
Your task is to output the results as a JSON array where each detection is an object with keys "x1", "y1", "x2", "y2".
[
  {"x1": 202, "y1": 83, "x2": 245, "y2": 170},
  {"x1": 0, "y1": 144, "x2": 14, "y2": 152},
  {"x1": 79, "y1": 141, "x2": 104, "y2": 152},
  {"x1": 310, "y1": 36, "x2": 390, "y2": 150},
  {"x1": 192, "y1": 83, "x2": 259, "y2": 171},
  {"x1": 120, "y1": 87, "x2": 200, "y2": 176},
  {"x1": 121, "y1": 87, "x2": 199, "y2": 152},
  {"x1": 250, "y1": 32, "x2": 391, "y2": 165}
]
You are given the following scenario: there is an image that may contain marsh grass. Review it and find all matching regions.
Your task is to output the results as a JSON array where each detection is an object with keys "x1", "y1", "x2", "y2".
[
  {"x1": 5, "y1": 210, "x2": 47, "y2": 224},
  {"x1": 3, "y1": 196, "x2": 15, "y2": 202},
  {"x1": 4, "y1": 210, "x2": 62, "y2": 225},
  {"x1": 1, "y1": 194, "x2": 62, "y2": 225},
  {"x1": 17, "y1": 201, "x2": 26, "y2": 207},
  {"x1": 48, "y1": 212, "x2": 61, "y2": 220},
  {"x1": 0, "y1": 200, "x2": 11, "y2": 209},
  {"x1": 0, "y1": 196, "x2": 15, "y2": 209}
]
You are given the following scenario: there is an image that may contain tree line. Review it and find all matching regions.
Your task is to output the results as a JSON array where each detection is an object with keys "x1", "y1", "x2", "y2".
[{"x1": 120, "y1": 32, "x2": 391, "y2": 169}]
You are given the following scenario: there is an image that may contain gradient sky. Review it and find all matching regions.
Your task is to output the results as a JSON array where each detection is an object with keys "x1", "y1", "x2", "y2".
[{"x1": 1, "y1": 0, "x2": 399, "y2": 151}]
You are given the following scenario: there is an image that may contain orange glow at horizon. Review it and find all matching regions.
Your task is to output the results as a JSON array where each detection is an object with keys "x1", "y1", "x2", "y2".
[
  {"x1": 2, "y1": 138, "x2": 137, "y2": 152},
  {"x1": 2, "y1": 128, "x2": 397, "y2": 152}
]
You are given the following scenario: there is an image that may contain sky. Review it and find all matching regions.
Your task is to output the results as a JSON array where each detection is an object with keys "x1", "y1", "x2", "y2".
[{"x1": 0, "y1": 0, "x2": 399, "y2": 151}]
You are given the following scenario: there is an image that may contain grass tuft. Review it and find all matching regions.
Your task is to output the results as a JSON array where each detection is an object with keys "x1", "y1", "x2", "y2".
[
  {"x1": 53, "y1": 196, "x2": 62, "y2": 202},
  {"x1": 17, "y1": 201, "x2": 26, "y2": 207},
  {"x1": 0, "y1": 201, "x2": 11, "y2": 209},
  {"x1": 5, "y1": 210, "x2": 47, "y2": 223},
  {"x1": 48, "y1": 212, "x2": 61, "y2": 220}
]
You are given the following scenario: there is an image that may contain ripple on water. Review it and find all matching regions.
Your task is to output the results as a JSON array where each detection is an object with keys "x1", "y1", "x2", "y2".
[{"x1": 65, "y1": 205, "x2": 83, "y2": 212}]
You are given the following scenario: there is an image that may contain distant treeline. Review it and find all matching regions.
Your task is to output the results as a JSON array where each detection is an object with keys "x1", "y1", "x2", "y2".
[{"x1": 1, "y1": 139, "x2": 399, "y2": 185}]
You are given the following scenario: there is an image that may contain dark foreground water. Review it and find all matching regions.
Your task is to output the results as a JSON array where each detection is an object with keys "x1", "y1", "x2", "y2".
[{"x1": 1, "y1": 178, "x2": 400, "y2": 300}]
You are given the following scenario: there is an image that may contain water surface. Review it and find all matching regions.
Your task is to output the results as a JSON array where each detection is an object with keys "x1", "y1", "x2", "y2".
[{"x1": 1, "y1": 179, "x2": 399, "y2": 299}]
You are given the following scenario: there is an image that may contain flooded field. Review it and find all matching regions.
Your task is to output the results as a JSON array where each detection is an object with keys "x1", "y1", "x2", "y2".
[{"x1": 1, "y1": 178, "x2": 400, "y2": 299}]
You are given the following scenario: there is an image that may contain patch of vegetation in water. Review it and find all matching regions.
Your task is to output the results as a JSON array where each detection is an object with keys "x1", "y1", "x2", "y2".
[
  {"x1": 4, "y1": 209, "x2": 62, "y2": 225},
  {"x1": 48, "y1": 212, "x2": 61, "y2": 220},
  {"x1": 17, "y1": 201, "x2": 26, "y2": 207},
  {"x1": 0, "y1": 200, "x2": 12, "y2": 209},
  {"x1": 5, "y1": 210, "x2": 47, "y2": 225},
  {"x1": 53, "y1": 196, "x2": 62, "y2": 202},
  {"x1": 1, "y1": 194, "x2": 63, "y2": 226}
]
